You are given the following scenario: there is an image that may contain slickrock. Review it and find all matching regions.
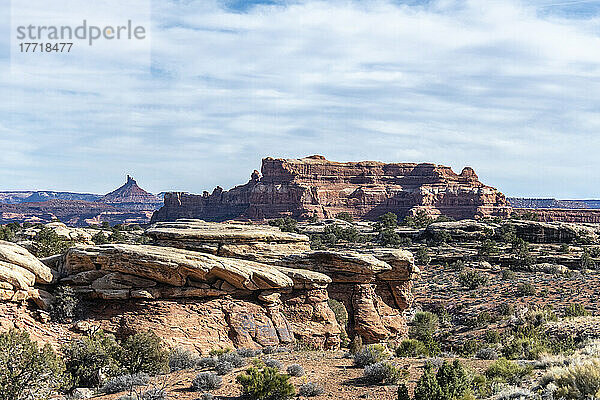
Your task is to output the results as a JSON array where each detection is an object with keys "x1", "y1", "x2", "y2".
[
  {"x1": 152, "y1": 155, "x2": 511, "y2": 223},
  {"x1": 146, "y1": 220, "x2": 419, "y2": 344},
  {"x1": 0, "y1": 241, "x2": 53, "y2": 303},
  {"x1": 63, "y1": 244, "x2": 295, "y2": 291},
  {"x1": 426, "y1": 220, "x2": 496, "y2": 241}
]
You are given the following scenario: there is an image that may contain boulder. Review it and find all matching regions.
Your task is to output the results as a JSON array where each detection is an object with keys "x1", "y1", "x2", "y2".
[{"x1": 0, "y1": 241, "x2": 54, "y2": 284}]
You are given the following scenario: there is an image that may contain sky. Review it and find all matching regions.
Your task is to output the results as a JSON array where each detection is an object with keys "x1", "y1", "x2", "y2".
[{"x1": 1, "y1": 0, "x2": 600, "y2": 198}]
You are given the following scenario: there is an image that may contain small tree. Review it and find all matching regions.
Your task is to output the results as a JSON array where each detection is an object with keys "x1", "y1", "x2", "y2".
[
  {"x1": 403, "y1": 210, "x2": 434, "y2": 229},
  {"x1": 49, "y1": 286, "x2": 80, "y2": 323},
  {"x1": 62, "y1": 330, "x2": 121, "y2": 388},
  {"x1": 409, "y1": 312, "x2": 439, "y2": 342},
  {"x1": 458, "y1": 269, "x2": 489, "y2": 290},
  {"x1": 33, "y1": 227, "x2": 73, "y2": 257},
  {"x1": 0, "y1": 329, "x2": 68, "y2": 400},
  {"x1": 376, "y1": 212, "x2": 398, "y2": 231},
  {"x1": 414, "y1": 363, "x2": 442, "y2": 400},
  {"x1": 335, "y1": 212, "x2": 353, "y2": 222},
  {"x1": 120, "y1": 331, "x2": 169, "y2": 375},
  {"x1": 415, "y1": 247, "x2": 431, "y2": 266},
  {"x1": 437, "y1": 360, "x2": 469, "y2": 400}
]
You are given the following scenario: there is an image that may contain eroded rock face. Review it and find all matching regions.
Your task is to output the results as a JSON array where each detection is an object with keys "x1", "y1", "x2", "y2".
[
  {"x1": 152, "y1": 155, "x2": 510, "y2": 223},
  {"x1": 0, "y1": 241, "x2": 54, "y2": 304},
  {"x1": 146, "y1": 220, "x2": 419, "y2": 344}
]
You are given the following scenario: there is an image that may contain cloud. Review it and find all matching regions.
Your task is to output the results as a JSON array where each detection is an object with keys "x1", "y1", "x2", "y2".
[{"x1": 1, "y1": 0, "x2": 599, "y2": 198}]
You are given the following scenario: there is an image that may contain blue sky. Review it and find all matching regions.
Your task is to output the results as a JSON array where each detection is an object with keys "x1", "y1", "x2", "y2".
[{"x1": 2, "y1": 0, "x2": 600, "y2": 198}]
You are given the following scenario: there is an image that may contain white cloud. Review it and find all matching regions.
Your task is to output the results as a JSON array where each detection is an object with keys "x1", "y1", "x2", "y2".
[{"x1": 0, "y1": 0, "x2": 599, "y2": 198}]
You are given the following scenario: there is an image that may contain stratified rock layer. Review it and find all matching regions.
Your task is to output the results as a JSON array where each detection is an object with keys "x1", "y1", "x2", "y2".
[
  {"x1": 152, "y1": 155, "x2": 510, "y2": 223},
  {"x1": 147, "y1": 219, "x2": 419, "y2": 344}
]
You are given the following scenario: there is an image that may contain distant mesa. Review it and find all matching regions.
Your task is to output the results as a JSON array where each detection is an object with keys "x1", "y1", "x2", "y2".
[
  {"x1": 151, "y1": 155, "x2": 512, "y2": 223},
  {"x1": 0, "y1": 175, "x2": 162, "y2": 226}
]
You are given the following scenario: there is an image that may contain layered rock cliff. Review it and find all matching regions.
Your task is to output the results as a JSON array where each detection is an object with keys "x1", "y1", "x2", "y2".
[{"x1": 152, "y1": 155, "x2": 510, "y2": 223}]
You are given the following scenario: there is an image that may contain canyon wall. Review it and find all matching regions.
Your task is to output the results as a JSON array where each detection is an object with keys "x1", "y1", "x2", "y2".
[{"x1": 152, "y1": 155, "x2": 511, "y2": 222}]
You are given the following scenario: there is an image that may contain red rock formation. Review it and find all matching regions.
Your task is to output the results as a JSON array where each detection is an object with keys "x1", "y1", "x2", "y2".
[
  {"x1": 101, "y1": 175, "x2": 162, "y2": 211},
  {"x1": 513, "y1": 208, "x2": 600, "y2": 223},
  {"x1": 152, "y1": 155, "x2": 511, "y2": 222}
]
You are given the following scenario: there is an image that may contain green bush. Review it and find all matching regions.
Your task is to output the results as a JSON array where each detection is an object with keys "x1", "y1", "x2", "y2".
[
  {"x1": 397, "y1": 383, "x2": 410, "y2": 400},
  {"x1": 478, "y1": 239, "x2": 498, "y2": 260},
  {"x1": 49, "y1": 286, "x2": 80, "y2": 323},
  {"x1": 409, "y1": 312, "x2": 439, "y2": 342},
  {"x1": 268, "y1": 217, "x2": 298, "y2": 233},
  {"x1": 62, "y1": 330, "x2": 121, "y2": 388},
  {"x1": 168, "y1": 347, "x2": 199, "y2": 372},
  {"x1": 0, "y1": 329, "x2": 68, "y2": 400},
  {"x1": 120, "y1": 331, "x2": 169, "y2": 375},
  {"x1": 500, "y1": 269, "x2": 516, "y2": 280},
  {"x1": 327, "y1": 299, "x2": 348, "y2": 346},
  {"x1": 511, "y1": 238, "x2": 534, "y2": 268},
  {"x1": 415, "y1": 247, "x2": 431, "y2": 266},
  {"x1": 32, "y1": 227, "x2": 73, "y2": 257},
  {"x1": 92, "y1": 231, "x2": 109, "y2": 245},
  {"x1": 413, "y1": 363, "x2": 442, "y2": 400},
  {"x1": 403, "y1": 210, "x2": 433, "y2": 229},
  {"x1": 484, "y1": 330, "x2": 501, "y2": 344},
  {"x1": 395, "y1": 339, "x2": 429, "y2": 358},
  {"x1": 458, "y1": 269, "x2": 489, "y2": 290},
  {"x1": 375, "y1": 212, "x2": 398, "y2": 230},
  {"x1": 236, "y1": 367, "x2": 295, "y2": 400},
  {"x1": 564, "y1": 303, "x2": 590, "y2": 318},
  {"x1": 581, "y1": 250, "x2": 596, "y2": 269},
  {"x1": 485, "y1": 358, "x2": 532, "y2": 385},
  {"x1": 437, "y1": 360, "x2": 470, "y2": 400},
  {"x1": 515, "y1": 282, "x2": 536, "y2": 297},
  {"x1": 335, "y1": 212, "x2": 353, "y2": 222}
]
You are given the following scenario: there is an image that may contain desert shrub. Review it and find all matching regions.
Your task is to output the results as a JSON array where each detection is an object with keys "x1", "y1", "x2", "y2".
[
  {"x1": 559, "y1": 243, "x2": 571, "y2": 253},
  {"x1": 120, "y1": 331, "x2": 169, "y2": 375},
  {"x1": 236, "y1": 367, "x2": 295, "y2": 400},
  {"x1": 353, "y1": 344, "x2": 389, "y2": 367},
  {"x1": 511, "y1": 238, "x2": 534, "y2": 268},
  {"x1": 378, "y1": 228, "x2": 407, "y2": 247},
  {"x1": 543, "y1": 358, "x2": 600, "y2": 399},
  {"x1": 218, "y1": 351, "x2": 245, "y2": 368},
  {"x1": 458, "y1": 269, "x2": 489, "y2": 290},
  {"x1": 0, "y1": 224, "x2": 18, "y2": 241},
  {"x1": 501, "y1": 337, "x2": 547, "y2": 360},
  {"x1": 413, "y1": 363, "x2": 442, "y2": 400},
  {"x1": 409, "y1": 312, "x2": 439, "y2": 342},
  {"x1": 415, "y1": 247, "x2": 431, "y2": 266},
  {"x1": 0, "y1": 329, "x2": 68, "y2": 400},
  {"x1": 349, "y1": 335, "x2": 363, "y2": 355},
  {"x1": 236, "y1": 348, "x2": 262, "y2": 358},
  {"x1": 485, "y1": 358, "x2": 532, "y2": 385},
  {"x1": 298, "y1": 382, "x2": 324, "y2": 397},
  {"x1": 328, "y1": 299, "x2": 349, "y2": 345},
  {"x1": 197, "y1": 357, "x2": 217, "y2": 369},
  {"x1": 268, "y1": 217, "x2": 298, "y2": 233},
  {"x1": 363, "y1": 362, "x2": 407, "y2": 385},
  {"x1": 431, "y1": 230, "x2": 452, "y2": 245},
  {"x1": 376, "y1": 212, "x2": 399, "y2": 230},
  {"x1": 198, "y1": 393, "x2": 214, "y2": 400},
  {"x1": 403, "y1": 210, "x2": 434, "y2": 229},
  {"x1": 478, "y1": 239, "x2": 498, "y2": 259},
  {"x1": 286, "y1": 364, "x2": 304, "y2": 377},
  {"x1": 192, "y1": 372, "x2": 222, "y2": 391},
  {"x1": 92, "y1": 231, "x2": 109, "y2": 245},
  {"x1": 264, "y1": 358, "x2": 283, "y2": 371},
  {"x1": 450, "y1": 260, "x2": 465, "y2": 272},
  {"x1": 476, "y1": 347, "x2": 499, "y2": 360},
  {"x1": 335, "y1": 212, "x2": 353, "y2": 222},
  {"x1": 493, "y1": 387, "x2": 534, "y2": 400},
  {"x1": 138, "y1": 388, "x2": 166, "y2": 400},
  {"x1": 484, "y1": 330, "x2": 501, "y2": 344},
  {"x1": 460, "y1": 339, "x2": 481, "y2": 357},
  {"x1": 215, "y1": 361, "x2": 233, "y2": 375},
  {"x1": 498, "y1": 225, "x2": 517, "y2": 243},
  {"x1": 396, "y1": 339, "x2": 429, "y2": 358},
  {"x1": 437, "y1": 360, "x2": 470, "y2": 400},
  {"x1": 49, "y1": 285, "x2": 80, "y2": 322},
  {"x1": 62, "y1": 330, "x2": 121, "y2": 388},
  {"x1": 515, "y1": 282, "x2": 536, "y2": 297},
  {"x1": 498, "y1": 303, "x2": 515, "y2": 316},
  {"x1": 102, "y1": 373, "x2": 149, "y2": 394},
  {"x1": 32, "y1": 227, "x2": 73, "y2": 257},
  {"x1": 168, "y1": 347, "x2": 199, "y2": 372},
  {"x1": 397, "y1": 383, "x2": 410, "y2": 400},
  {"x1": 564, "y1": 303, "x2": 590, "y2": 318},
  {"x1": 501, "y1": 269, "x2": 516, "y2": 280}
]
